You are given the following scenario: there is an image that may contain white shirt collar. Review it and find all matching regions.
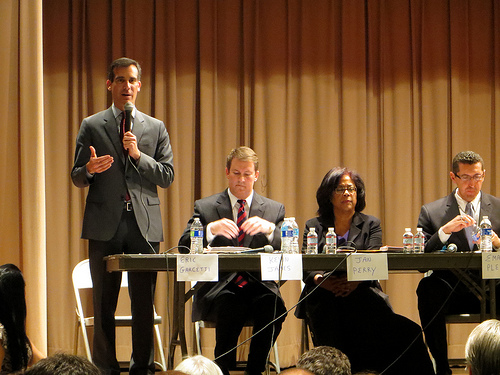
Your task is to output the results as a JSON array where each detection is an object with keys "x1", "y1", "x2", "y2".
[
  {"x1": 227, "y1": 188, "x2": 254, "y2": 211},
  {"x1": 111, "y1": 103, "x2": 136, "y2": 119}
]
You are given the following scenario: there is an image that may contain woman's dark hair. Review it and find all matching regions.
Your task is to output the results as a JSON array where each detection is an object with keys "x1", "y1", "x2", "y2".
[
  {"x1": 316, "y1": 167, "x2": 366, "y2": 220},
  {"x1": 0, "y1": 263, "x2": 30, "y2": 371}
]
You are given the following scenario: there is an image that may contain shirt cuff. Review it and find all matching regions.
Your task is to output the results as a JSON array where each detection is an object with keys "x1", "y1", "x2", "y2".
[
  {"x1": 438, "y1": 227, "x2": 452, "y2": 244},
  {"x1": 206, "y1": 222, "x2": 215, "y2": 244}
]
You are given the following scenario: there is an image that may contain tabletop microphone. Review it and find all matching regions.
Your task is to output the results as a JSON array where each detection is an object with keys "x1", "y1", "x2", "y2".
[
  {"x1": 240, "y1": 245, "x2": 274, "y2": 254},
  {"x1": 124, "y1": 101, "x2": 133, "y2": 132},
  {"x1": 436, "y1": 243, "x2": 458, "y2": 253}
]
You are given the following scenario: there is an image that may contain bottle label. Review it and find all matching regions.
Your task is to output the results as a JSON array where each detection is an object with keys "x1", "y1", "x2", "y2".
[
  {"x1": 191, "y1": 229, "x2": 203, "y2": 237},
  {"x1": 482, "y1": 228, "x2": 493, "y2": 236}
]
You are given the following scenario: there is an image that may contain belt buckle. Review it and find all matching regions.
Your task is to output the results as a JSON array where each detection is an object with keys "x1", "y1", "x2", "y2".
[{"x1": 125, "y1": 202, "x2": 133, "y2": 211}]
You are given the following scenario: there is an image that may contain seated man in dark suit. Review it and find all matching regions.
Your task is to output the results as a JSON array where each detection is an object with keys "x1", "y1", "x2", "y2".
[
  {"x1": 178, "y1": 146, "x2": 287, "y2": 375},
  {"x1": 416, "y1": 150, "x2": 500, "y2": 375}
]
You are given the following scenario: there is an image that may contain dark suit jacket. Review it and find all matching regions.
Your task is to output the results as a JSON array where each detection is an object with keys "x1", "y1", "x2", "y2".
[
  {"x1": 418, "y1": 192, "x2": 500, "y2": 253},
  {"x1": 71, "y1": 107, "x2": 174, "y2": 242},
  {"x1": 295, "y1": 212, "x2": 383, "y2": 319},
  {"x1": 178, "y1": 190, "x2": 285, "y2": 321},
  {"x1": 418, "y1": 191, "x2": 500, "y2": 284}
]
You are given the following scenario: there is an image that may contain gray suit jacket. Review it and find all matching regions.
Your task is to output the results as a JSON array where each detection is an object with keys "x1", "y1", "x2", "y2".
[
  {"x1": 178, "y1": 190, "x2": 285, "y2": 321},
  {"x1": 418, "y1": 191, "x2": 500, "y2": 253},
  {"x1": 71, "y1": 107, "x2": 174, "y2": 242}
]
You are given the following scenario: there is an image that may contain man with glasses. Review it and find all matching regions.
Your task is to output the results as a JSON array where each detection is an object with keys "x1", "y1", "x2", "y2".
[{"x1": 416, "y1": 151, "x2": 500, "y2": 375}]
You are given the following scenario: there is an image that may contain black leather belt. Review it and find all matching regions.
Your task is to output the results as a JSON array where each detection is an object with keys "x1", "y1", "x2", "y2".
[{"x1": 124, "y1": 201, "x2": 133, "y2": 211}]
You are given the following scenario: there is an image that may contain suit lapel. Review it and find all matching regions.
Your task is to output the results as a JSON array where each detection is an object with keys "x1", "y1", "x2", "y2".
[
  {"x1": 215, "y1": 191, "x2": 234, "y2": 220},
  {"x1": 103, "y1": 108, "x2": 126, "y2": 164},
  {"x1": 479, "y1": 192, "x2": 492, "y2": 220},
  {"x1": 133, "y1": 111, "x2": 145, "y2": 144},
  {"x1": 347, "y1": 213, "x2": 363, "y2": 245}
]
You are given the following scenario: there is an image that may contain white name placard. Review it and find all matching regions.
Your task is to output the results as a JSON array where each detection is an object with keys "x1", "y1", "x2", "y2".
[
  {"x1": 482, "y1": 252, "x2": 500, "y2": 279},
  {"x1": 347, "y1": 253, "x2": 388, "y2": 281},
  {"x1": 176, "y1": 254, "x2": 219, "y2": 281},
  {"x1": 260, "y1": 253, "x2": 303, "y2": 281}
]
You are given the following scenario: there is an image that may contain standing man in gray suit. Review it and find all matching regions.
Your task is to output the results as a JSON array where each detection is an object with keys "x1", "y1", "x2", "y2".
[
  {"x1": 416, "y1": 151, "x2": 500, "y2": 375},
  {"x1": 179, "y1": 146, "x2": 286, "y2": 375},
  {"x1": 71, "y1": 57, "x2": 174, "y2": 375}
]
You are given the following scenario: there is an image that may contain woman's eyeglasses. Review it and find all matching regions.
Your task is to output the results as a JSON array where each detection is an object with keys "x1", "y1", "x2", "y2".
[{"x1": 334, "y1": 186, "x2": 357, "y2": 194}]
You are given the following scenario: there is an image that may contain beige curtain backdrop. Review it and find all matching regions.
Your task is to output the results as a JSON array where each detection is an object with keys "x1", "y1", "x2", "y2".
[{"x1": 2, "y1": 0, "x2": 500, "y2": 368}]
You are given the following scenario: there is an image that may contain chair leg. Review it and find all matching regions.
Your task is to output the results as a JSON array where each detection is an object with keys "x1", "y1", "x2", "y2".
[
  {"x1": 154, "y1": 324, "x2": 167, "y2": 371},
  {"x1": 272, "y1": 341, "x2": 280, "y2": 374},
  {"x1": 74, "y1": 319, "x2": 80, "y2": 355},
  {"x1": 194, "y1": 321, "x2": 202, "y2": 355}
]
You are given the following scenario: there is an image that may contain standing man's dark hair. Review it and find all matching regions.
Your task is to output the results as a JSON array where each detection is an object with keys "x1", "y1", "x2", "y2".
[
  {"x1": 71, "y1": 57, "x2": 174, "y2": 374},
  {"x1": 107, "y1": 57, "x2": 142, "y2": 82},
  {"x1": 297, "y1": 346, "x2": 352, "y2": 375}
]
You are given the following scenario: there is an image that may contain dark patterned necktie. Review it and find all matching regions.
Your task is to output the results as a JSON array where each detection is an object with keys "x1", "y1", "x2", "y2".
[
  {"x1": 237, "y1": 199, "x2": 247, "y2": 245},
  {"x1": 119, "y1": 113, "x2": 126, "y2": 143}
]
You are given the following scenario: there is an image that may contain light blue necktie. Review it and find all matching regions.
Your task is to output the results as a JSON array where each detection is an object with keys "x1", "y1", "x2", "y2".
[{"x1": 464, "y1": 202, "x2": 474, "y2": 250}]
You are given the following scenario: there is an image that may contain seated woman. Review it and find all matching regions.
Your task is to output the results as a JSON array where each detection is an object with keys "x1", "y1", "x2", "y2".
[
  {"x1": 295, "y1": 167, "x2": 433, "y2": 375},
  {"x1": 0, "y1": 264, "x2": 44, "y2": 373}
]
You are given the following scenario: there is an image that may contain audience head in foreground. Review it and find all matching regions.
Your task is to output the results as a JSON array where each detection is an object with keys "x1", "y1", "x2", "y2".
[
  {"x1": 24, "y1": 353, "x2": 99, "y2": 375},
  {"x1": 174, "y1": 355, "x2": 224, "y2": 375},
  {"x1": 0, "y1": 264, "x2": 44, "y2": 373},
  {"x1": 297, "y1": 346, "x2": 351, "y2": 375},
  {"x1": 465, "y1": 319, "x2": 500, "y2": 375}
]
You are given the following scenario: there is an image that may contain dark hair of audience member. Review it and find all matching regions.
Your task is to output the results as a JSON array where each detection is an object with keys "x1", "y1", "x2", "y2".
[
  {"x1": 24, "y1": 353, "x2": 100, "y2": 375},
  {"x1": 297, "y1": 346, "x2": 352, "y2": 375},
  {"x1": 0, "y1": 263, "x2": 31, "y2": 372}
]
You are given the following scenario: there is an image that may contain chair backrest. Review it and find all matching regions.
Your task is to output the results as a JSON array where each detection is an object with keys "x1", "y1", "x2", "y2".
[{"x1": 72, "y1": 259, "x2": 129, "y2": 292}]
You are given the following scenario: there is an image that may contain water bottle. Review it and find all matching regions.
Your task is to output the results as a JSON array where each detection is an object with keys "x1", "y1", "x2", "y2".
[
  {"x1": 480, "y1": 216, "x2": 493, "y2": 252},
  {"x1": 190, "y1": 217, "x2": 204, "y2": 254},
  {"x1": 413, "y1": 227, "x2": 425, "y2": 254},
  {"x1": 306, "y1": 227, "x2": 318, "y2": 254},
  {"x1": 281, "y1": 218, "x2": 293, "y2": 253},
  {"x1": 324, "y1": 227, "x2": 337, "y2": 254},
  {"x1": 290, "y1": 217, "x2": 300, "y2": 254},
  {"x1": 403, "y1": 228, "x2": 414, "y2": 254}
]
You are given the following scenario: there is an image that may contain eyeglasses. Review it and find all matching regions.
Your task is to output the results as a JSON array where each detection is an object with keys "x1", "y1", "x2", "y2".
[
  {"x1": 455, "y1": 173, "x2": 484, "y2": 182},
  {"x1": 335, "y1": 186, "x2": 357, "y2": 194}
]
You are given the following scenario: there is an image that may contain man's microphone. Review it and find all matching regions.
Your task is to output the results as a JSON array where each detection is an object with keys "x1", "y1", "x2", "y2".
[
  {"x1": 239, "y1": 245, "x2": 274, "y2": 254},
  {"x1": 124, "y1": 101, "x2": 133, "y2": 132},
  {"x1": 436, "y1": 243, "x2": 458, "y2": 253}
]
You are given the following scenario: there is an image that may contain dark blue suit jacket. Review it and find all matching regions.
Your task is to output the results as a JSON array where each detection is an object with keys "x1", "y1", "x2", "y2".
[
  {"x1": 178, "y1": 190, "x2": 285, "y2": 321},
  {"x1": 418, "y1": 191, "x2": 500, "y2": 253}
]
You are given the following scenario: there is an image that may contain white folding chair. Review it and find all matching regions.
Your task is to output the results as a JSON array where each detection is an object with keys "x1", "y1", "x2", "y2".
[
  {"x1": 72, "y1": 259, "x2": 167, "y2": 371},
  {"x1": 191, "y1": 281, "x2": 280, "y2": 374}
]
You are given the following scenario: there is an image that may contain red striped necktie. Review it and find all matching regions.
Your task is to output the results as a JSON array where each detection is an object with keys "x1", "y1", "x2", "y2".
[{"x1": 237, "y1": 199, "x2": 247, "y2": 245}]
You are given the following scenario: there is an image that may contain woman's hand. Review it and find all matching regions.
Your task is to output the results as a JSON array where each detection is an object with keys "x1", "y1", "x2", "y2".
[{"x1": 314, "y1": 274, "x2": 361, "y2": 297}]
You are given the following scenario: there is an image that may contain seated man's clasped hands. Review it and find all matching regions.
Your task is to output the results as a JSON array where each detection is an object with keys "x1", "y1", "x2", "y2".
[{"x1": 179, "y1": 147, "x2": 286, "y2": 375}]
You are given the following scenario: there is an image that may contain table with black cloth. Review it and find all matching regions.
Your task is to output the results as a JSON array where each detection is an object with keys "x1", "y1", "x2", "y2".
[{"x1": 105, "y1": 252, "x2": 496, "y2": 368}]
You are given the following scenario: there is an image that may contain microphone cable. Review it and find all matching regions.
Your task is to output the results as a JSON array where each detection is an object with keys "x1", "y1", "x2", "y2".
[
  {"x1": 378, "y1": 249, "x2": 477, "y2": 375},
  {"x1": 158, "y1": 245, "x2": 192, "y2": 347},
  {"x1": 214, "y1": 250, "x2": 355, "y2": 362}
]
